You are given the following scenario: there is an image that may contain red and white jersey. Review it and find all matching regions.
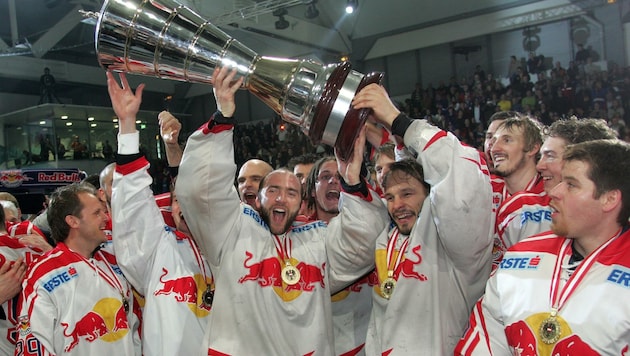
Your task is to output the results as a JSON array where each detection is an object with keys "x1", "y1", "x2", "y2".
[
  {"x1": 331, "y1": 270, "x2": 378, "y2": 356},
  {"x1": 490, "y1": 173, "x2": 544, "y2": 214},
  {"x1": 492, "y1": 190, "x2": 552, "y2": 269},
  {"x1": 176, "y1": 119, "x2": 388, "y2": 355},
  {"x1": 99, "y1": 217, "x2": 114, "y2": 255},
  {"x1": 366, "y1": 120, "x2": 494, "y2": 355},
  {"x1": 491, "y1": 175, "x2": 548, "y2": 269},
  {"x1": 15, "y1": 243, "x2": 140, "y2": 356},
  {"x1": 111, "y1": 152, "x2": 213, "y2": 356},
  {"x1": 0, "y1": 234, "x2": 42, "y2": 355},
  {"x1": 7, "y1": 221, "x2": 46, "y2": 241},
  {"x1": 457, "y1": 229, "x2": 630, "y2": 355}
]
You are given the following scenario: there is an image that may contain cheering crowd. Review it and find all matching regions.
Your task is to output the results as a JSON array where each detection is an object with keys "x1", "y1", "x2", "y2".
[{"x1": 1, "y1": 65, "x2": 629, "y2": 355}]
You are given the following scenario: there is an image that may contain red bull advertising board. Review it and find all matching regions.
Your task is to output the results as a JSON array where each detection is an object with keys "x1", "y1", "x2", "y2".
[{"x1": 0, "y1": 168, "x2": 87, "y2": 214}]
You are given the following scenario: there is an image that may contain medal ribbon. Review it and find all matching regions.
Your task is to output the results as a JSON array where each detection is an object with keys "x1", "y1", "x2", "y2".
[
  {"x1": 548, "y1": 229, "x2": 622, "y2": 313},
  {"x1": 62, "y1": 243, "x2": 128, "y2": 301},
  {"x1": 273, "y1": 234, "x2": 293, "y2": 263},
  {"x1": 385, "y1": 227, "x2": 410, "y2": 278},
  {"x1": 183, "y1": 232, "x2": 211, "y2": 287}
]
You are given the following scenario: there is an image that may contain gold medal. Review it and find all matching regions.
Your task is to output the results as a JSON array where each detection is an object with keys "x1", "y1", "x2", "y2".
[
  {"x1": 202, "y1": 286, "x2": 214, "y2": 307},
  {"x1": 380, "y1": 270, "x2": 396, "y2": 299},
  {"x1": 281, "y1": 262, "x2": 301, "y2": 285},
  {"x1": 539, "y1": 314, "x2": 561, "y2": 344}
]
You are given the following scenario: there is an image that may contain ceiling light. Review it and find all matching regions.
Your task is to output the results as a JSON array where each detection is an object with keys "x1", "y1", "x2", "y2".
[
  {"x1": 39, "y1": 121, "x2": 46, "y2": 125},
  {"x1": 346, "y1": 0, "x2": 357, "y2": 14},
  {"x1": 61, "y1": 115, "x2": 68, "y2": 119},
  {"x1": 90, "y1": 123, "x2": 97, "y2": 127},
  {"x1": 66, "y1": 122, "x2": 73, "y2": 126},
  {"x1": 88, "y1": 117, "x2": 95, "y2": 121}
]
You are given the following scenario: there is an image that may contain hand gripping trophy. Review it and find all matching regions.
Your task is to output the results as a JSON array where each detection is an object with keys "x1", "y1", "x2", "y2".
[{"x1": 94, "y1": 0, "x2": 383, "y2": 160}]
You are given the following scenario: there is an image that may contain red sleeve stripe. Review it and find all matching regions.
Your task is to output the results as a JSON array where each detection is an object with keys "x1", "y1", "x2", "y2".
[
  {"x1": 116, "y1": 156, "x2": 149, "y2": 176},
  {"x1": 422, "y1": 130, "x2": 447, "y2": 151}
]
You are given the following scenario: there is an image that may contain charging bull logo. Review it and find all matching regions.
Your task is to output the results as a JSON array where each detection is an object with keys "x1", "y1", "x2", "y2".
[
  {"x1": 0, "y1": 170, "x2": 31, "y2": 188},
  {"x1": 60, "y1": 298, "x2": 129, "y2": 352},
  {"x1": 505, "y1": 313, "x2": 598, "y2": 355},
  {"x1": 238, "y1": 251, "x2": 326, "y2": 302},
  {"x1": 153, "y1": 267, "x2": 212, "y2": 317},
  {"x1": 375, "y1": 244, "x2": 427, "y2": 299}
]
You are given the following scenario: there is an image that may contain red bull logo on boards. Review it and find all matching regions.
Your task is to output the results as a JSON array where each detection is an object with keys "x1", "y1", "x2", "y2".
[
  {"x1": 0, "y1": 170, "x2": 31, "y2": 188},
  {"x1": 238, "y1": 251, "x2": 326, "y2": 302},
  {"x1": 60, "y1": 297, "x2": 129, "y2": 352},
  {"x1": 153, "y1": 267, "x2": 212, "y2": 316}
]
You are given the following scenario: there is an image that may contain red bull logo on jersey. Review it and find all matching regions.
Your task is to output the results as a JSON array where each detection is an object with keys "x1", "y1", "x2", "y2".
[
  {"x1": 153, "y1": 267, "x2": 212, "y2": 316},
  {"x1": 506, "y1": 313, "x2": 598, "y2": 355},
  {"x1": 60, "y1": 298, "x2": 129, "y2": 352},
  {"x1": 238, "y1": 250, "x2": 326, "y2": 302},
  {"x1": 499, "y1": 255, "x2": 541, "y2": 270},
  {"x1": 43, "y1": 266, "x2": 78, "y2": 292},
  {"x1": 374, "y1": 244, "x2": 427, "y2": 299},
  {"x1": 0, "y1": 170, "x2": 31, "y2": 188}
]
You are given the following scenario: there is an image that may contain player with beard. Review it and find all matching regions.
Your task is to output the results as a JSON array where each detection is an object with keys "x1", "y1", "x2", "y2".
[
  {"x1": 350, "y1": 83, "x2": 493, "y2": 354},
  {"x1": 457, "y1": 139, "x2": 630, "y2": 355},
  {"x1": 237, "y1": 159, "x2": 273, "y2": 207},
  {"x1": 489, "y1": 115, "x2": 544, "y2": 268},
  {"x1": 106, "y1": 71, "x2": 213, "y2": 355},
  {"x1": 175, "y1": 66, "x2": 388, "y2": 355}
]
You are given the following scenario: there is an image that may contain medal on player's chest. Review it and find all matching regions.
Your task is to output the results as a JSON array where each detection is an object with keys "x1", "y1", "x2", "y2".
[
  {"x1": 380, "y1": 271, "x2": 396, "y2": 299},
  {"x1": 281, "y1": 262, "x2": 301, "y2": 285},
  {"x1": 381, "y1": 228, "x2": 408, "y2": 300},
  {"x1": 539, "y1": 310, "x2": 561, "y2": 344},
  {"x1": 540, "y1": 233, "x2": 620, "y2": 345},
  {"x1": 202, "y1": 285, "x2": 214, "y2": 307},
  {"x1": 274, "y1": 234, "x2": 301, "y2": 286}
]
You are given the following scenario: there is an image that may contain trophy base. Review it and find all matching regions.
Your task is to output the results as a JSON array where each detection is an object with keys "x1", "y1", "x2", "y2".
[{"x1": 310, "y1": 63, "x2": 384, "y2": 161}]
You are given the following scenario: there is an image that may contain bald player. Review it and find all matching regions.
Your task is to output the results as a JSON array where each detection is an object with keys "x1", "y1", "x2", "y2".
[{"x1": 236, "y1": 159, "x2": 273, "y2": 207}]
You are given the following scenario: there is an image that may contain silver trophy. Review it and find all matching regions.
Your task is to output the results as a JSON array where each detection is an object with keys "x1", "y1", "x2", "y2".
[{"x1": 95, "y1": 0, "x2": 383, "y2": 160}]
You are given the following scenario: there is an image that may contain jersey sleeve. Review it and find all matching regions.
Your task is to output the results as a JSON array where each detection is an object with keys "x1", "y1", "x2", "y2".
[
  {"x1": 111, "y1": 156, "x2": 171, "y2": 296},
  {"x1": 175, "y1": 120, "x2": 242, "y2": 269},
  {"x1": 404, "y1": 119, "x2": 494, "y2": 271},
  {"x1": 326, "y1": 188, "x2": 389, "y2": 294}
]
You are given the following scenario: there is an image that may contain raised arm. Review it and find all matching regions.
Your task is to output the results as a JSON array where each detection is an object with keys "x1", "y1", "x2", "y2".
[
  {"x1": 175, "y1": 67, "x2": 244, "y2": 267},
  {"x1": 107, "y1": 71, "x2": 171, "y2": 294}
]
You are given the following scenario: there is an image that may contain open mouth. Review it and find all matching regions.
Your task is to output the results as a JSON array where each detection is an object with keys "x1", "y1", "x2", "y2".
[
  {"x1": 272, "y1": 208, "x2": 286, "y2": 224},
  {"x1": 326, "y1": 190, "x2": 340, "y2": 200}
]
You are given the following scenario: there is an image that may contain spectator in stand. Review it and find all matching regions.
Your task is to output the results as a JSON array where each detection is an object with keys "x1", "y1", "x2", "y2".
[
  {"x1": 575, "y1": 43, "x2": 591, "y2": 65},
  {"x1": 507, "y1": 55, "x2": 520, "y2": 81},
  {"x1": 526, "y1": 52, "x2": 545, "y2": 74}
]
